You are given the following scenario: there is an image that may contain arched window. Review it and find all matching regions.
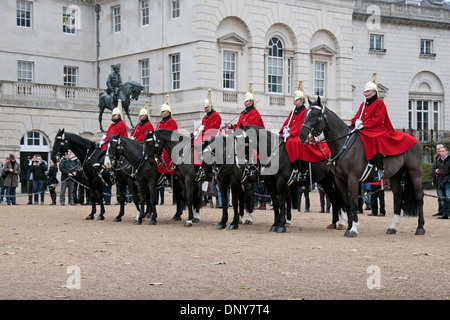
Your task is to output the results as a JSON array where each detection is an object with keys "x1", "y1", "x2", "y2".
[{"x1": 267, "y1": 37, "x2": 283, "y2": 94}]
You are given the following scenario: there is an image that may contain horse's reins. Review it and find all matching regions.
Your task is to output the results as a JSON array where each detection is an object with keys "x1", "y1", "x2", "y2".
[{"x1": 304, "y1": 105, "x2": 358, "y2": 164}]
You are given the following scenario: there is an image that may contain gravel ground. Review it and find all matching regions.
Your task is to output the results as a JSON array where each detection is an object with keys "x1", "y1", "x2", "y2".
[{"x1": 0, "y1": 189, "x2": 448, "y2": 303}]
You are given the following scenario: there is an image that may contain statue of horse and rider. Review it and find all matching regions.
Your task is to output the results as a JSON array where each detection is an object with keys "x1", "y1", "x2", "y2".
[{"x1": 98, "y1": 64, "x2": 144, "y2": 132}]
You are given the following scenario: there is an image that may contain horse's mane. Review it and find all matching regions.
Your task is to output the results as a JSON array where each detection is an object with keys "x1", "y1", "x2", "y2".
[{"x1": 64, "y1": 132, "x2": 96, "y2": 150}]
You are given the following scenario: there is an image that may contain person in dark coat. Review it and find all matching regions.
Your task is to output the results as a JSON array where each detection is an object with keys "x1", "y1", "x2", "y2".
[
  {"x1": 47, "y1": 159, "x2": 59, "y2": 205},
  {"x1": 3, "y1": 153, "x2": 21, "y2": 205},
  {"x1": 30, "y1": 154, "x2": 47, "y2": 204},
  {"x1": 433, "y1": 146, "x2": 450, "y2": 219}
]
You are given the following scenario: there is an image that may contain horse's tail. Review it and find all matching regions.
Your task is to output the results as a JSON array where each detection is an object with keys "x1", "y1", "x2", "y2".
[{"x1": 400, "y1": 170, "x2": 419, "y2": 217}]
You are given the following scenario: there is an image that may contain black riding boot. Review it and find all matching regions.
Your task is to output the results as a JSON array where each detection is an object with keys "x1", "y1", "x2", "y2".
[{"x1": 374, "y1": 154, "x2": 384, "y2": 181}]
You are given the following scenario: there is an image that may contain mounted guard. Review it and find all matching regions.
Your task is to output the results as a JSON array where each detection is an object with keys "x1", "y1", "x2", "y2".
[{"x1": 351, "y1": 73, "x2": 417, "y2": 183}]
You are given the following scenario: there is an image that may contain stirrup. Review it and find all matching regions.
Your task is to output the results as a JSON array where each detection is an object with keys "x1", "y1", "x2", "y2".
[
  {"x1": 195, "y1": 167, "x2": 206, "y2": 181},
  {"x1": 374, "y1": 169, "x2": 384, "y2": 182}
]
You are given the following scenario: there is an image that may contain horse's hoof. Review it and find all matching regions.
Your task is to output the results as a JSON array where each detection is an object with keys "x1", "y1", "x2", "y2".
[
  {"x1": 386, "y1": 228, "x2": 397, "y2": 235},
  {"x1": 97, "y1": 216, "x2": 105, "y2": 221},
  {"x1": 149, "y1": 220, "x2": 157, "y2": 226},
  {"x1": 172, "y1": 215, "x2": 182, "y2": 221},
  {"x1": 193, "y1": 218, "x2": 200, "y2": 223},
  {"x1": 184, "y1": 221, "x2": 193, "y2": 227},
  {"x1": 86, "y1": 215, "x2": 94, "y2": 220},
  {"x1": 415, "y1": 228, "x2": 425, "y2": 235},
  {"x1": 277, "y1": 226, "x2": 287, "y2": 233},
  {"x1": 113, "y1": 218, "x2": 122, "y2": 222},
  {"x1": 229, "y1": 224, "x2": 239, "y2": 230},
  {"x1": 134, "y1": 220, "x2": 142, "y2": 225},
  {"x1": 217, "y1": 223, "x2": 226, "y2": 230},
  {"x1": 326, "y1": 224, "x2": 336, "y2": 230},
  {"x1": 244, "y1": 220, "x2": 253, "y2": 225},
  {"x1": 337, "y1": 224, "x2": 346, "y2": 230},
  {"x1": 345, "y1": 231, "x2": 358, "y2": 237}
]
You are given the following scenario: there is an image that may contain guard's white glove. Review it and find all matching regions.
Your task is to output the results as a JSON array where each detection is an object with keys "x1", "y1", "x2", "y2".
[
  {"x1": 193, "y1": 130, "x2": 199, "y2": 139},
  {"x1": 283, "y1": 131, "x2": 291, "y2": 141},
  {"x1": 198, "y1": 125, "x2": 205, "y2": 133},
  {"x1": 220, "y1": 123, "x2": 229, "y2": 130},
  {"x1": 355, "y1": 118, "x2": 364, "y2": 130},
  {"x1": 283, "y1": 126, "x2": 290, "y2": 134},
  {"x1": 130, "y1": 136, "x2": 135, "y2": 140},
  {"x1": 99, "y1": 134, "x2": 107, "y2": 146}
]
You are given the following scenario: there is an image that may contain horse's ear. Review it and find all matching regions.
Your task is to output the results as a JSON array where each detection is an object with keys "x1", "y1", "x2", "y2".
[
  {"x1": 308, "y1": 98, "x2": 312, "y2": 106},
  {"x1": 317, "y1": 96, "x2": 321, "y2": 105}
]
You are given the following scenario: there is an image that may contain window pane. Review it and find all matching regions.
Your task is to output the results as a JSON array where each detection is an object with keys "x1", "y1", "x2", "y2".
[
  {"x1": 63, "y1": 7, "x2": 77, "y2": 34},
  {"x1": 141, "y1": 0, "x2": 149, "y2": 26},
  {"x1": 268, "y1": 38, "x2": 283, "y2": 93},
  {"x1": 223, "y1": 52, "x2": 236, "y2": 90},
  {"x1": 113, "y1": 6, "x2": 121, "y2": 32},
  {"x1": 17, "y1": 0, "x2": 32, "y2": 28}
]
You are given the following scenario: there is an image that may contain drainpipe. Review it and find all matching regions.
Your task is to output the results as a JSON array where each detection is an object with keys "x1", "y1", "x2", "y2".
[{"x1": 95, "y1": 3, "x2": 101, "y2": 88}]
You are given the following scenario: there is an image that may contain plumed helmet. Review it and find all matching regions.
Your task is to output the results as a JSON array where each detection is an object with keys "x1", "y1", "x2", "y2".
[
  {"x1": 203, "y1": 88, "x2": 213, "y2": 112},
  {"x1": 112, "y1": 99, "x2": 124, "y2": 119},
  {"x1": 139, "y1": 108, "x2": 148, "y2": 117},
  {"x1": 364, "y1": 81, "x2": 378, "y2": 93},
  {"x1": 244, "y1": 92, "x2": 254, "y2": 102},
  {"x1": 364, "y1": 72, "x2": 378, "y2": 92},
  {"x1": 294, "y1": 90, "x2": 305, "y2": 100},
  {"x1": 160, "y1": 95, "x2": 172, "y2": 113}
]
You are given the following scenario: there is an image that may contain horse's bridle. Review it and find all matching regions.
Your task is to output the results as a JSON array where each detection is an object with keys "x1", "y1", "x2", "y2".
[{"x1": 301, "y1": 104, "x2": 328, "y2": 140}]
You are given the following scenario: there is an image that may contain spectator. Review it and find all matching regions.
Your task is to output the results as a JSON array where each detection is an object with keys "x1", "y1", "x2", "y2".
[
  {"x1": 0, "y1": 160, "x2": 4, "y2": 204},
  {"x1": 316, "y1": 182, "x2": 330, "y2": 213},
  {"x1": 298, "y1": 185, "x2": 310, "y2": 212},
  {"x1": 433, "y1": 146, "x2": 450, "y2": 220},
  {"x1": 59, "y1": 152, "x2": 77, "y2": 206},
  {"x1": 368, "y1": 181, "x2": 385, "y2": 216},
  {"x1": 432, "y1": 143, "x2": 444, "y2": 216},
  {"x1": 30, "y1": 154, "x2": 47, "y2": 205},
  {"x1": 3, "y1": 153, "x2": 21, "y2": 205},
  {"x1": 0, "y1": 157, "x2": 9, "y2": 203},
  {"x1": 25, "y1": 155, "x2": 34, "y2": 205},
  {"x1": 47, "y1": 159, "x2": 59, "y2": 205},
  {"x1": 255, "y1": 181, "x2": 270, "y2": 210}
]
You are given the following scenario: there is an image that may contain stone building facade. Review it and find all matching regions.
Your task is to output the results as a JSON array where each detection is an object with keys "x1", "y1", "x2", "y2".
[{"x1": 0, "y1": 0, "x2": 449, "y2": 191}]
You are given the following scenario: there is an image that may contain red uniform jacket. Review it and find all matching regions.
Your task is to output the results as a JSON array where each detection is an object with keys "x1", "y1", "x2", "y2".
[
  {"x1": 155, "y1": 116, "x2": 178, "y2": 174},
  {"x1": 130, "y1": 119, "x2": 154, "y2": 142},
  {"x1": 351, "y1": 97, "x2": 417, "y2": 160},
  {"x1": 233, "y1": 106, "x2": 265, "y2": 129},
  {"x1": 280, "y1": 105, "x2": 330, "y2": 163},
  {"x1": 101, "y1": 120, "x2": 128, "y2": 150},
  {"x1": 193, "y1": 110, "x2": 222, "y2": 166}
]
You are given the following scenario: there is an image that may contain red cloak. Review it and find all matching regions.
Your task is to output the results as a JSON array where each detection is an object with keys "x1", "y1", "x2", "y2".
[
  {"x1": 101, "y1": 120, "x2": 128, "y2": 150},
  {"x1": 280, "y1": 106, "x2": 329, "y2": 163},
  {"x1": 155, "y1": 116, "x2": 178, "y2": 174},
  {"x1": 130, "y1": 120, "x2": 154, "y2": 142},
  {"x1": 351, "y1": 98, "x2": 417, "y2": 160}
]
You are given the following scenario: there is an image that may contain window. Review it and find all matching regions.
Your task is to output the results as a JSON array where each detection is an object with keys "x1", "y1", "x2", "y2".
[
  {"x1": 171, "y1": 0, "x2": 180, "y2": 19},
  {"x1": 170, "y1": 54, "x2": 180, "y2": 90},
  {"x1": 420, "y1": 39, "x2": 434, "y2": 56},
  {"x1": 140, "y1": 59, "x2": 150, "y2": 93},
  {"x1": 141, "y1": 0, "x2": 149, "y2": 26},
  {"x1": 113, "y1": 6, "x2": 121, "y2": 32},
  {"x1": 17, "y1": 0, "x2": 32, "y2": 28},
  {"x1": 314, "y1": 62, "x2": 326, "y2": 97},
  {"x1": 369, "y1": 34, "x2": 385, "y2": 52},
  {"x1": 409, "y1": 99, "x2": 441, "y2": 141},
  {"x1": 17, "y1": 61, "x2": 33, "y2": 95},
  {"x1": 267, "y1": 37, "x2": 283, "y2": 93},
  {"x1": 64, "y1": 66, "x2": 78, "y2": 99},
  {"x1": 63, "y1": 7, "x2": 77, "y2": 35},
  {"x1": 223, "y1": 52, "x2": 236, "y2": 90},
  {"x1": 18, "y1": 61, "x2": 33, "y2": 82}
]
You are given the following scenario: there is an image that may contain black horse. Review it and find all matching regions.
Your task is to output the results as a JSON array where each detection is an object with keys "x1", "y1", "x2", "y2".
[
  {"x1": 240, "y1": 125, "x2": 342, "y2": 233},
  {"x1": 197, "y1": 133, "x2": 255, "y2": 230},
  {"x1": 51, "y1": 129, "x2": 113, "y2": 220},
  {"x1": 52, "y1": 129, "x2": 141, "y2": 222},
  {"x1": 299, "y1": 97, "x2": 425, "y2": 237},
  {"x1": 153, "y1": 129, "x2": 202, "y2": 227},
  {"x1": 98, "y1": 81, "x2": 144, "y2": 132},
  {"x1": 105, "y1": 132, "x2": 162, "y2": 225}
]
